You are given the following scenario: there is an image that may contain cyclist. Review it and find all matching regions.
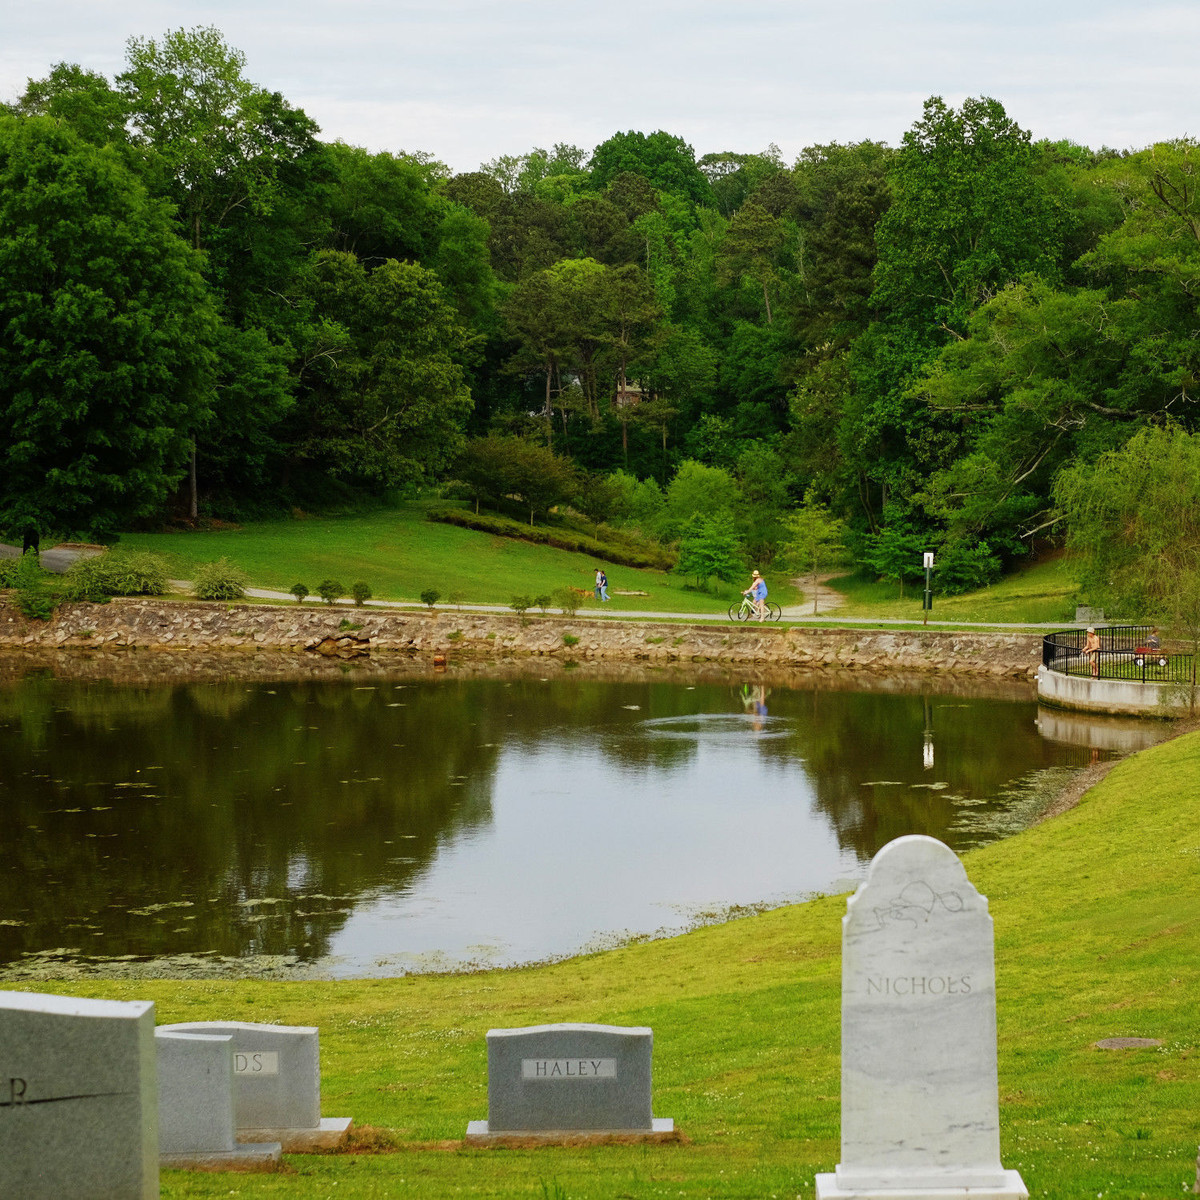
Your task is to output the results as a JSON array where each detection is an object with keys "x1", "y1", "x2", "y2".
[{"x1": 743, "y1": 570, "x2": 768, "y2": 622}]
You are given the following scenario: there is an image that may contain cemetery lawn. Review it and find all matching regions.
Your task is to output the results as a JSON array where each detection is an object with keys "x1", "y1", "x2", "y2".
[{"x1": 23, "y1": 730, "x2": 1199, "y2": 1198}]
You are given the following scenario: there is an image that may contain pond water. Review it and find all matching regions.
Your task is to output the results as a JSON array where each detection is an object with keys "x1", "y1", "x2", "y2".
[{"x1": 0, "y1": 657, "x2": 1157, "y2": 979}]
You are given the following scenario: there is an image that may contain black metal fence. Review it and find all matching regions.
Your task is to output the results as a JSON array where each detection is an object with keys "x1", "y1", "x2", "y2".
[{"x1": 1042, "y1": 626, "x2": 1196, "y2": 685}]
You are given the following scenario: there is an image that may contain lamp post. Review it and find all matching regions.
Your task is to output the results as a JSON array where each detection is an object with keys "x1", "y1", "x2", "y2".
[{"x1": 922, "y1": 552, "x2": 934, "y2": 626}]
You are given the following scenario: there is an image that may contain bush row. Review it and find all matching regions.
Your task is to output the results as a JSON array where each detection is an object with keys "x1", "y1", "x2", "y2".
[{"x1": 426, "y1": 506, "x2": 675, "y2": 570}]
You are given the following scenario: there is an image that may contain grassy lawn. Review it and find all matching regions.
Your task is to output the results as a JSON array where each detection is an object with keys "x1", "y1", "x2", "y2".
[
  {"x1": 17, "y1": 729, "x2": 1200, "y2": 1198},
  {"x1": 116, "y1": 505, "x2": 1087, "y2": 626},
  {"x1": 824, "y1": 554, "x2": 1081, "y2": 625},
  {"x1": 119, "y1": 505, "x2": 800, "y2": 614}
]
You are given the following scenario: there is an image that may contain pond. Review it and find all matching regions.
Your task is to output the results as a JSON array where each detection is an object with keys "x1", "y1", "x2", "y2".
[{"x1": 0, "y1": 655, "x2": 1159, "y2": 980}]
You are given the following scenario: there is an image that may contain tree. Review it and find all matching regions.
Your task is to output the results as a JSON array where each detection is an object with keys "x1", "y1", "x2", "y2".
[
  {"x1": 288, "y1": 251, "x2": 473, "y2": 491},
  {"x1": 119, "y1": 26, "x2": 320, "y2": 253},
  {"x1": 451, "y1": 435, "x2": 574, "y2": 525},
  {"x1": 873, "y1": 96, "x2": 1067, "y2": 343},
  {"x1": 782, "y1": 497, "x2": 847, "y2": 615},
  {"x1": 659, "y1": 460, "x2": 740, "y2": 542},
  {"x1": 0, "y1": 115, "x2": 216, "y2": 540},
  {"x1": 588, "y1": 131, "x2": 713, "y2": 207},
  {"x1": 10, "y1": 63, "x2": 131, "y2": 147},
  {"x1": 1054, "y1": 425, "x2": 1200, "y2": 621},
  {"x1": 863, "y1": 524, "x2": 927, "y2": 598},
  {"x1": 675, "y1": 513, "x2": 745, "y2": 591}
]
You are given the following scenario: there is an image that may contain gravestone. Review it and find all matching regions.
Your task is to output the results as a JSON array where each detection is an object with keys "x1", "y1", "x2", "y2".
[
  {"x1": 466, "y1": 1022, "x2": 675, "y2": 1144},
  {"x1": 815, "y1": 836, "x2": 1028, "y2": 1199},
  {"x1": 158, "y1": 1021, "x2": 351, "y2": 1151},
  {"x1": 0, "y1": 989, "x2": 158, "y2": 1199},
  {"x1": 155, "y1": 1030, "x2": 280, "y2": 1169}
]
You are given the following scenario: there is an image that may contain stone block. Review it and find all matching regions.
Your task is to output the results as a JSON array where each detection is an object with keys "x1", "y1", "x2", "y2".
[
  {"x1": 155, "y1": 1030, "x2": 280, "y2": 1170},
  {"x1": 0, "y1": 989, "x2": 158, "y2": 1199},
  {"x1": 157, "y1": 1021, "x2": 350, "y2": 1152},
  {"x1": 814, "y1": 836, "x2": 1027, "y2": 1200},
  {"x1": 466, "y1": 1023, "x2": 675, "y2": 1144}
]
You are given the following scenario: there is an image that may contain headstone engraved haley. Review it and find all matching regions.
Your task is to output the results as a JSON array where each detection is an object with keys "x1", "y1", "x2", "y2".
[
  {"x1": 158, "y1": 1021, "x2": 351, "y2": 1151},
  {"x1": 155, "y1": 1030, "x2": 281, "y2": 1169},
  {"x1": 815, "y1": 836, "x2": 1028, "y2": 1199},
  {"x1": 466, "y1": 1023, "x2": 676, "y2": 1144},
  {"x1": 0, "y1": 989, "x2": 158, "y2": 1199}
]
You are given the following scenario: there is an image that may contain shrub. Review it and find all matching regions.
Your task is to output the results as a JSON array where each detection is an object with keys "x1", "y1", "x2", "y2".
[
  {"x1": 425, "y1": 506, "x2": 675, "y2": 570},
  {"x1": 552, "y1": 586, "x2": 581, "y2": 617},
  {"x1": 317, "y1": 579, "x2": 345, "y2": 605},
  {"x1": 290, "y1": 582, "x2": 310, "y2": 604},
  {"x1": 192, "y1": 558, "x2": 248, "y2": 601},
  {"x1": 64, "y1": 549, "x2": 170, "y2": 599},
  {"x1": 420, "y1": 588, "x2": 441, "y2": 609},
  {"x1": 338, "y1": 618, "x2": 363, "y2": 631},
  {"x1": 0, "y1": 557, "x2": 21, "y2": 587},
  {"x1": 533, "y1": 594, "x2": 551, "y2": 614},
  {"x1": 10, "y1": 551, "x2": 56, "y2": 619},
  {"x1": 562, "y1": 633, "x2": 580, "y2": 647},
  {"x1": 510, "y1": 594, "x2": 532, "y2": 617},
  {"x1": 351, "y1": 581, "x2": 372, "y2": 606}
]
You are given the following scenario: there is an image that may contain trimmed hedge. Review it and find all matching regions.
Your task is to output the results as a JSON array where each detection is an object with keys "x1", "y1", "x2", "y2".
[{"x1": 427, "y1": 506, "x2": 675, "y2": 570}]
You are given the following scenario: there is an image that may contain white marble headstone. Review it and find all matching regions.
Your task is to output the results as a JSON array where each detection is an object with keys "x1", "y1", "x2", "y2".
[
  {"x1": 0, "y1": 989, "x2": 158, "y2": 1199},
  {"x1": 815, "y1": 836, "x2": 1027, "y2": 1199}
]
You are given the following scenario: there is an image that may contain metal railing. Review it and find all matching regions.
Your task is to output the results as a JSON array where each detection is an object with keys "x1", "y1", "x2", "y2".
[{"x1": 1042, "y1": 626, "x2": 1196, "y2": 685}]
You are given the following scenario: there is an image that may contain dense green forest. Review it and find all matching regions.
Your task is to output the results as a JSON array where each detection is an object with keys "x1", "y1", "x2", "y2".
[{"x1": 2, "y1": 27, "x2": 1198, "y2": 594}]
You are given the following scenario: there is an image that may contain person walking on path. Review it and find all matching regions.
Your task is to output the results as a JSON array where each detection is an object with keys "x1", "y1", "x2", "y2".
[
  {"x1": 744, "y1": 569, "x2": 768, "y2": 622},
  {"x1": 595, "y1": 568, "x2": 609, "y2": 601}
]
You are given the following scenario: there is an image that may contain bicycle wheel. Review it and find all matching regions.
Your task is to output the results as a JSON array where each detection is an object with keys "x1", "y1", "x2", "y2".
[
  {"x1": 768, "y1": 602, "x2": 783, "y2": 622},
  {"x1": 728, "y1": 602, "x2": 744, "y2": 621}
]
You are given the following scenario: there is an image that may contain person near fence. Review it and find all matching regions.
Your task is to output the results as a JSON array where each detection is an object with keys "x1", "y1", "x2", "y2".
[{"x1": 1082, "y1": 626, "x2": 1101, "y2": 678}]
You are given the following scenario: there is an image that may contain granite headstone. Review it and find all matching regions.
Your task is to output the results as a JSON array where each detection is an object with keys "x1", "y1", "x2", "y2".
[
  {"x1": 815, "y1": 835, "x2": 1028, "y2": 1199},
  {"x1": 0, "y1": 989, "x2": 158, "y2": 1199},
  {"x1": 155, "y1": 1030, "x2": 280, "y2": 1169},
  {"x1": 466, "y1": 1022, "x2": 675, "y2": 1143},
  {"x1": 157, "y1": 1020, "x2": 350, "y2": 1151}
]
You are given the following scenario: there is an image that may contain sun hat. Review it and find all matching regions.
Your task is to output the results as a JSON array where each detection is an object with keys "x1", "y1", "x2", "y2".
[{"x1": 752, "y1": 569, "x2": 761, "y2": 576}]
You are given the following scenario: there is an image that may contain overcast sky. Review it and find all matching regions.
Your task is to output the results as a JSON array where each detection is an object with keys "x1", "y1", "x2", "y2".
[{"x1": 5, "y1": 1, "x2": 1198, "y2": 173}]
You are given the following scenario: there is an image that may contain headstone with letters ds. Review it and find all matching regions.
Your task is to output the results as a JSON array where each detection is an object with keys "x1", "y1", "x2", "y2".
[
  {"x1": 466, "y1": 1023, "x2": 676, "y2": 1144},
  {"x1": 158, "y1": 1020, "x2": 350, "y2": 1151}
]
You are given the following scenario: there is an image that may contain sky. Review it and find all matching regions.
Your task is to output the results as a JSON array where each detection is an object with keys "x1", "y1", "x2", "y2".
[{"x1": 4, "y1": 1, "x2": 1199, "y2": 174}]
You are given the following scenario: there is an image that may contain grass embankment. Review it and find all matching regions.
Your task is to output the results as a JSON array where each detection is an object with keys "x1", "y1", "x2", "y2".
[
  {"x1": 120, "y1": 505, "x2": 797, "y2": 615},
  {"x1": 827, "y1": 555, "x2": 1080, "y2": 625},
  {"x1": 119, "y1": 505, "x2": 1080, "y2": 625},
  {"x1": 21, "y1": 732, "x2": 1200, "y2": 1198}
]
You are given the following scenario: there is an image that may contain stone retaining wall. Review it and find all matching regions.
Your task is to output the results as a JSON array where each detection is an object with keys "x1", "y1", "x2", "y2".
[{"x1": 0, "y1": 598, "x2": 1043, "y2": 678}]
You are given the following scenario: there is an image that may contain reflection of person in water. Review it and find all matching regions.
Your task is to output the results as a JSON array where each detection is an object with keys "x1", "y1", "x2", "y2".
[{"x1": 741, "y1": 684, "x2": 769, "y2": 731}]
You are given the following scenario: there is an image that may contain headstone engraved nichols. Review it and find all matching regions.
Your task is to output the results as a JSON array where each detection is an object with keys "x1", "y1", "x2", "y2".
[
  {"x1": 466, "y1": 1023, "x2": 675, "y2": 1144},
  {"x1": 158, "y1": 1020, "x2": 351, "y2": 1151},
  {"x1": 0, "y1": 989, "x2": 158, "y2": 1199},
  {"x1": 815, "y1": 835, "x2": 1028, "y2": 1200}
]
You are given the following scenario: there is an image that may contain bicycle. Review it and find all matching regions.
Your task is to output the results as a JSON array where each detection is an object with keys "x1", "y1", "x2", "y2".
[{"x1": 728, "y1": 593, "x2": 782, "y2": 622}]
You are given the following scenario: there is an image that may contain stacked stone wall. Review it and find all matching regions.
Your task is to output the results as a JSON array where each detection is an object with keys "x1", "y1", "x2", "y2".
[{"x1": 0, "y1": 598, "x2": 1042, "y2": 678}]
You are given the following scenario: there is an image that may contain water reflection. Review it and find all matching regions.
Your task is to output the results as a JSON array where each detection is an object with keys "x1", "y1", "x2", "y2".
[{"x1": 0, "y1": 660, "x2": 1153, "y2": 978}]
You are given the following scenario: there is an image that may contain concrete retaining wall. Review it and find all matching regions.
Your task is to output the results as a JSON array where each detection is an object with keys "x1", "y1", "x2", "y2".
[
  {"x1": 1036, "y1": 664, "x2": 1189, "y2": 716},
  {"x1": 0, "y1": 597, "x2": 1045, "y2": 678}
]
